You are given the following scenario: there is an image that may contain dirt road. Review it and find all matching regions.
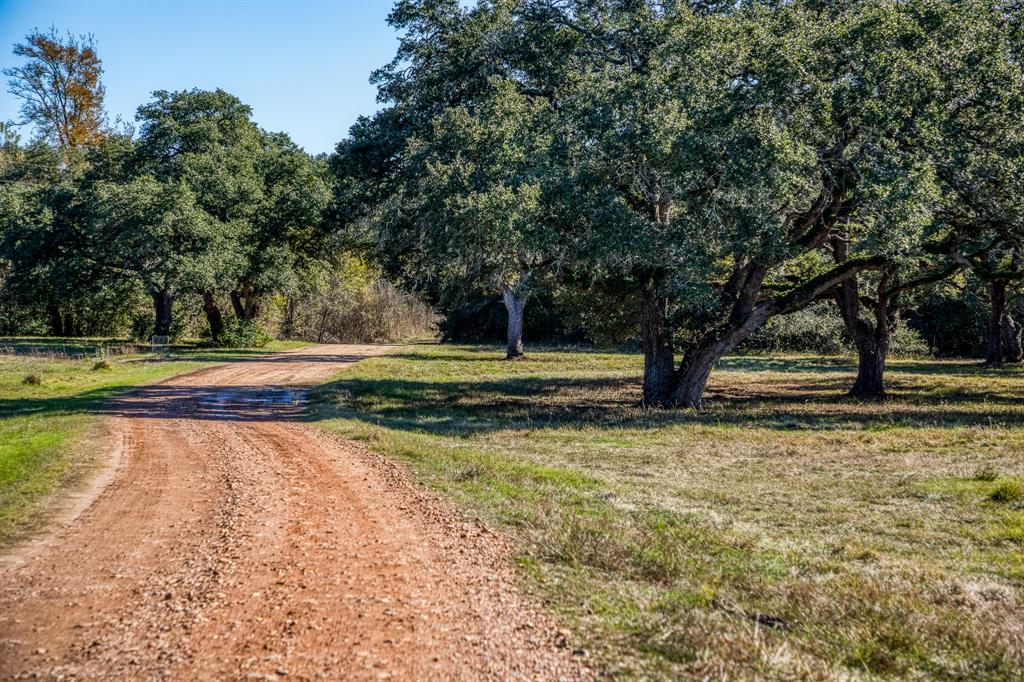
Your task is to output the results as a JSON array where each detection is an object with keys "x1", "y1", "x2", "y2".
[{"x1": 0, "y1": 345, "x2": 589, "y2": 680}]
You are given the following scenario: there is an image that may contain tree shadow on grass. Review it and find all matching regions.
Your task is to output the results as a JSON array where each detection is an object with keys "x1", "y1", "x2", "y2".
[
  {"x1": 309, "y1": 374, "x2": 1024, "y2": 436},
  {"x1": 719, "y1": 355, "x2": 1023, "y2": 379},
  {"x1": 5, "y1": 354, "x2": 1021, "y2": 431}
]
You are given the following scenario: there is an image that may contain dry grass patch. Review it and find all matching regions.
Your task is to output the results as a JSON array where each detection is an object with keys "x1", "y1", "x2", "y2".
[{"x1": 311, "y1": 347, "x2": 1024, "y2": 679}]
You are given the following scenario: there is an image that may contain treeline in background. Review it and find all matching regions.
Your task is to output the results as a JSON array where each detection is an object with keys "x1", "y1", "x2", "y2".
[
  {"x1": 0, "y1": 29, "x2": 434, "y2": 347},
  {"x1": 3, "y1": 1, "x2": 1024, "y2": 409}
]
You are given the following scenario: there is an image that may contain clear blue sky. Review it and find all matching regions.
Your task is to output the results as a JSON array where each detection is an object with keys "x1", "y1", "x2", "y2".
[{"x1": 0, "y1": 0, "x2": 401, "y2": 155}]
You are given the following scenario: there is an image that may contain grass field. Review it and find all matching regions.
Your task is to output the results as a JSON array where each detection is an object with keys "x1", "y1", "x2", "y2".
[
  {"x1": 0, "y1": 337, "x2": 306, "y2": 545},
  {"x1": 311, "y1": 346, "x2": 1024, "y2": 680}
]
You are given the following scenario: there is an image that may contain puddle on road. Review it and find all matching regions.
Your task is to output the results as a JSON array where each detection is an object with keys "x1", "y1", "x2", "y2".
[{"x1": 198, "y1": 388, "x2": 309, "y2": 408}]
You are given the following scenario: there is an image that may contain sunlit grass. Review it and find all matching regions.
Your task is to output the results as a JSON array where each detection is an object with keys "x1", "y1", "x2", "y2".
[{"x1": 311, "y1": 345, "x2": 1024, "y2": 679}]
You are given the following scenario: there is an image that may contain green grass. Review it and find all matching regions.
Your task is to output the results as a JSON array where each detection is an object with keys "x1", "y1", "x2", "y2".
[
  {"x1": 310, "y1": 346, "x2": 1024, "y2": 680},
  {"x1": 0, "y1": 337, "x2": 306, "y2": 545}
]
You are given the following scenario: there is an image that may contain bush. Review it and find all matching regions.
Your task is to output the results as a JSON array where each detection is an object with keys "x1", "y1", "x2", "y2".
[
  {"x1": 91, "y1": 359, "x2": 112, "y2": 371},
  {"x1": 22, "y1": 373, "x2": 42, "y2": 385},
  {"x1": 213, "y1": 320, "x2": 272, "y2": 348},
  {"x1": 889, "y1": 320, "x2": 931, "y2": 358},
  {"x1": 744, "y1": 303, "x2": 851, "y2": 354},
  {"x1": 989, "y1": 481, "x2": 1023, "y2": 504},
  {"x1": 279, "y1": 257, "x2": 438, "y2": 343}
]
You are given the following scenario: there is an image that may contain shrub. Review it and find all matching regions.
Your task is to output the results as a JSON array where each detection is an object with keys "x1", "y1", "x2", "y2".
[
  {"x1": 744, "y1": 303, "x2": 851, "y2": 354},
  {"x1": 279, "y1": 258, "x2": 438, "y2": 343},
  {"x1": 91, "y1": 359, "x2": 112, "y2": 371},
  {"x1": 22, "y1": 373, "x2": 42, "y2": 385},
  {"x1": 989, "y1": 481, "x2": 1023, "y2": 504},
  {"x1": 889, "y1": 320, "x2": 931, "y2": 358},
  {"x1": 213, "y1": 320, "x2": 272, "y2": 348},
  {"x1": 972, "y1": 466, "x2": 999, "y2": 482}
]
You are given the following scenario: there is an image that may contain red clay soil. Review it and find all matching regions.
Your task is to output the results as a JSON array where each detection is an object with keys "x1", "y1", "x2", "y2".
[{"x1": 0, "y1": 345, "x2": 591, "y2": 680}]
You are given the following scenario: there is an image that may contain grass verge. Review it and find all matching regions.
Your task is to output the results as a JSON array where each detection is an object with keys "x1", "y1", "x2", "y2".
[
  {"x1": 0, "y1": 337, "x2": 306, "y2": 545},
  {"x1": 310, "y1": 346, "x2": 1024, "y2": 679}
]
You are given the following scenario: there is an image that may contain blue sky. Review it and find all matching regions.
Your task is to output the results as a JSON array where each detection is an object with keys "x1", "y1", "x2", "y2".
[{"x1": 0, "y1": 0, "x2": 402, "y2": 155}]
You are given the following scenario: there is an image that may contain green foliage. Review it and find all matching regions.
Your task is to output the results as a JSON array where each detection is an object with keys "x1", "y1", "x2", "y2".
[
  {"x1": 332, "y1": 0, "x2": 1021, "y2": 403},
  {"x1": 745, "y1": 304, "x2": 851, "y2": 355},
  {"x1": 212, "y1": 320, "x2": 272, "y2": 348}
]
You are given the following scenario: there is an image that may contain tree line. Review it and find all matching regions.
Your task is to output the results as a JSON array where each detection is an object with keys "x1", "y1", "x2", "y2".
[
  {"x1": 0, "y1": 29, "x2": 430, "y2": 346},
  {"x1": 3, "y1": 2, "x2": 1024, "y2": 410}
]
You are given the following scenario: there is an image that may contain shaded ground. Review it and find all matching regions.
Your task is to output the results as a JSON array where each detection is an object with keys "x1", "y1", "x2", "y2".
[{"x1": 0, "y1": 345, "x2": 588, "y2": 680}]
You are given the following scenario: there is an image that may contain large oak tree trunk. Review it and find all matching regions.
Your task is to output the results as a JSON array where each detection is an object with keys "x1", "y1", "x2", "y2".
[
  {"x1": 669, "y1": 343, "x2": 729, "y2": 408},
  {"x1": 500, "y1": 284, "x2": 526, "y2": 360},
  {"x1": 202, "y1": 291, "x2": 225, "y2": 340},
  {"x1": 831, "y1": 237, "x2": 895, "y2": 400},
  {"x1": 640, "y1": 288, "x2": 675, "y2": 406},
  {"x1": 851, "y1": 337, "x2": 888, "y2": 398},
  {"x1": 987, "y1": 280, "x2": 1007, "y2": 365},
  {"x1": 152, "y1": 290, "x2": 174, "y2": 338}
]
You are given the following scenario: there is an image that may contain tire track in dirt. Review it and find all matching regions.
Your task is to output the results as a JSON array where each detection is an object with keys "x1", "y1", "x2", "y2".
[{"x1": 0, "y1": 345, "x2": 590, "y2": 680}]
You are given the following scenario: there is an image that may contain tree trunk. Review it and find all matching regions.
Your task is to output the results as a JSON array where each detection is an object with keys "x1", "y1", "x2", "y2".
[
  {"x1": 500, "y1": 284, "x2": 526, "y2": 359},
  {"x1": 281, "y1": 295, "x2": 297, "y2": 339},
  {"x1": 831, "y1": 238, "x2": 895, "y2": 399},
  {"x1": 61, "y1": 308, "x2": 76, "y2": 337},
  {"x1": 230, "y1": 290, "x2": 246, "y2": 321},
  {"x1": 850, "y1": 341, "x2": 887, "y2": 398},
  {"x1": 669, "y1": 342, "x2": 730, "y2": 408},
  {"x1": 202, "y1": 291, "x2": 225, "y2": 340},
  {"x1": 230, "y1": 287, "x2": 260, "y2": 322},
  {"x1": 640, "y1": 287, "x2": 675, "y2": 406},
  {"x1": 152, "y1": 290, "x2": 174, "y2": 338},
  {"x1": 1004, "y1": 313, "x2": 1023, "y2": 363},
  {"x1": 987, "y1": 280, "x2": 1007, "y2": 365},
  {"x1": 317, "y1": 305, "x2": 329, "y2": 344},
  {"x1": 47, "y1": 304, "x2": 63, "y2": 337}
]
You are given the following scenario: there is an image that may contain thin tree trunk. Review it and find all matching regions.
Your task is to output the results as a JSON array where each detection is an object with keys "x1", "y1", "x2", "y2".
[
  {"x1": 1004, "y1": 313, "x2": 1023, "y2": 363},
  {"x1": 61, "y1": 308, "x2": 75, "y2": 337},
  {"x1": 987, "y1": 280, "x2": 1007, "y2": 365},
  {"x1": 640, "y1": 287, "x2": 675, "y2": 406},
  {"x1": 202, "y1": 291, "x2": 225, "y2": 340},
  {"x1": 47, "y1": 304, "x2": 63, "y2": 337},
  {"x1": 282, "y1": 295, "x2": 296, "y2": 339},
  {"x1": 317, "y1": 305, "x2": 329, "y2": 344},
  {"x1": 500, "y1": 283, "x2": 526, "y2": 359},
  {"x1": 152, "y1": 290, "x2": 174, "y2": 338}
]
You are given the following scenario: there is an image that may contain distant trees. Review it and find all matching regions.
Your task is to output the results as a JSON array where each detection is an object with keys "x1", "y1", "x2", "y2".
[{"x1": 1, "y1": 82, "x2": 333, "y2": 342}]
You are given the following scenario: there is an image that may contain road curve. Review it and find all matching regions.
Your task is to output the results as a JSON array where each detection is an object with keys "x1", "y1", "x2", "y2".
[{"x1": 0, "y1": 345, "x2": 589, "y2": 680}]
